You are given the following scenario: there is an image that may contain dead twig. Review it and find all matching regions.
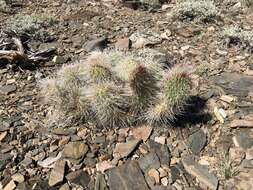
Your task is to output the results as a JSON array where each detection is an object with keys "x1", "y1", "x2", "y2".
[{"x1": 0, "y1": 37, "x2": 56, "y2": 68}]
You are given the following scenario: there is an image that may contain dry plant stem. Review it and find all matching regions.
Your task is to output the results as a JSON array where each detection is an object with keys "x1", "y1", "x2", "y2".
[
  {"x1": 0, "y1": 37, "x2": 28, "y2": 64},
  {"x1": 0, "y1": 37, "x2": 55, "y2": 66}
]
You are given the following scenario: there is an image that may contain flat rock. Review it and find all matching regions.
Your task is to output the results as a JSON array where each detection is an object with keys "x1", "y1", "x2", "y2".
[
  {"x1": 113, "y1": 139, "x2": 141, "y2": 158},
  {"x1": 0, "y1": 153, "x2": 12, "y2": 171},
  {"x1": 107, "y1": 160, "x2": 149, "y2": 190},
  {"x1": 211, "y1": 72, "x2": 253, "y2": 98},
  {"x1": 83, "y1": 37, "x2": 108, "y2": 52},
  {"x1": 48, "y1": 160, "x2": 66, "y2": 186},
  {"x1": 52, "y1": 128, "x2": 76, "y2": 135},
  {"x1": 148, "y1": 140, "x2": 171, "y2": 166},
  {"x1": 38, "y1": 152, "x2": 62, "y2": 168},
  {"x1": 66, "y1": 170, "x2": 90, "y2": 187},
  {"x1": 0, "y1": 85, "x2": 17, "y2": 95},
  {"x1": 20, "y1": 157, "x2": 33, "y2": 167},
  {"x1": 132, "y1": 125, "x2": 153, "y2": 142},
  {"x1": 233, "y1": 130, "x2": 253, "y2": 149},
  {"x1": 188, "y1": 129, "x2": 207, "y2": 155},
  {"x1": 182, "y1": 156, "x2": 218, "y2": 190},
  {"x1": 62, "y1": 141, "x2": 88, "y2": 162},
  {"x1": 138, "y1": 152, "x2": 160, "y2": 172},
  {"x1": 115, "y1": 38, "x2": 131, "y2": 50}
]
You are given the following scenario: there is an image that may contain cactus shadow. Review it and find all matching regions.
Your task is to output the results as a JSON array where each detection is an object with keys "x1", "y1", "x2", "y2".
[{"x1": 174, "y1": 96, "x2": 211, "y2": 128}]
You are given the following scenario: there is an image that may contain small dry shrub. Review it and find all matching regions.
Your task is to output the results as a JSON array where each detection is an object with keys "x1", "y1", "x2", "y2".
[{"x1": 170, "y1": 0, "x2": 218, "y2": 22}]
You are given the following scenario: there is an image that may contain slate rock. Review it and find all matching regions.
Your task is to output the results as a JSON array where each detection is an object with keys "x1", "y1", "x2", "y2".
[
  {"x1": 233, "y1": 130, "x2": 253, "y2": 149},
  {"x1": 132, "y1": 126, "x2": 153, "y2": 142},
  {"x1": 148, "y1": 140, "x2": 171, "y2": 166},
  {"x1": 107, "y1": 160, "x2": 149, "y2": 190},
  {"x1": 182, "y1": 156, "x2": 218, "y2": 190},
  {"x1": 138, "y1": 152, "x2": 160, "y2": 172},
  {"x1": 0, "y1": 85, "x2": 17, "y2": 95},
  {"x1": 188, "y1": 129, "x2": 207, "y2": 155},
  {"x1": 113, "y1": 139, "x2": 141, "y2": 158},
  {"x1": 48, "y1": 160, "x2": 66, "y2": 186},
  {"x1": 211, "y1": 72, "x2": 253, "y2": 98},
  {"x1": 62, "y1": 141, "x2": 88, "y2": 163},
  {"x1": 66, "y1": 170, "x2": 91, "y2": 187},
  {"x1": 52, "y1": 128, "x2": 76, "y2": 135},
  {"x1": 20, "y1": 157, "x2": 33, "y2": 167},
  {"x1": 0, "y1": 153, "x2": 13, "y2": 170},
  {"x1": 83, "y1": 37, "x2": 108, "y2": 52}
]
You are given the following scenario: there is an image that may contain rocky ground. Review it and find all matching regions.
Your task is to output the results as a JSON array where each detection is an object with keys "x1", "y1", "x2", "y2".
[{"x1": 1, "y1": 0, "x2": 253, "y2": 190}]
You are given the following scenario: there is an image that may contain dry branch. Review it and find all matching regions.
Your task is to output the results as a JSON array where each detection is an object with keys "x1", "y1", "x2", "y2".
[{"x1": 0, "y1": 37, "x2": 55, "y2": 67}]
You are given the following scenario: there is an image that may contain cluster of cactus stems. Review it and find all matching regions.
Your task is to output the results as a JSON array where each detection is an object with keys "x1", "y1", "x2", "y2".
[{"x1": 40, "y1": 51, "x2": 193, "y2": 128}]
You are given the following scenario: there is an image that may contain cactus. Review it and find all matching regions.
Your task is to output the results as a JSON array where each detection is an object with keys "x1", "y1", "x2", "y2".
[
  {"x1": 40, "y1": 51, "x2": 193, "y2": 128},
  {"x1": 86, "y1": 52, "x2": 113, "y2": 83},
  {"x1": 145, "y1": 67, "x2": 192, "y2": 126},
  {"x1": 114, "y1": 58, "x2": 158, "y2": 114},
  {"x1": 86, "y1": 82, "x2": 132, "y2": 128}
]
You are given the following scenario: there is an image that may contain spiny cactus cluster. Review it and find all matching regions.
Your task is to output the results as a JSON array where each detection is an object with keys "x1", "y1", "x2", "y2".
[{"x1": 40, "y1": 51, "x2": 193, "y2": 128}]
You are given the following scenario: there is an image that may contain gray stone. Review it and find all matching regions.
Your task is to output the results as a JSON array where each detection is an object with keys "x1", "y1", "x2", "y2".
[
  {"x1": 148, "y1": 140, "x2": 171, "y2": 166},
  {"x1": 66, "y1": 170, "x2": 91, "y2": 187},
  {"x1": 113, "y1": 139, "x2": 141, "y2": 158},
  {"x1": 94, "y1": 173, "x2": 107, "y2": 190},
  {"x1": 52, "y1": 127, "x2": 76, "y2": 135},
  {"x1": 94, "y1": 136, "x2": 106, "y2": 144},
  {"x1": 182, "y1": 156, "x2": 218, "y2": 190},
  {"x1": 59, "y1": 183, "x2": 70, "y2": 190},
  {"x1": 0, "y1": 85, "x2": 16, "y2": 95},
  {"x1": 62, "y1": 141, "x2": 88, "y2": 163},
  {"x1": 0, "y1": 154, "x2": 13, "y2": 171},
  {"x1": 48, "y1": 160, "x2": 66, "y2": 186},
  {"x1": 240, "y1": 159, "x2": 253, "y2": 169},
  {"x1": 138, "y1": 152, "x2": 160, "y2": 172},
  {"x1": 107, "y1": 161, "x2": 149, "y2": 190},
  {"x1": 83, "y1": 37, "x2": 108, "y2": 52},
  {"x1": 188, "y1": 129, "x2": 207, "y2": 155},
  {"x1": 211, "y1": 72, "x2": 253, "y2": 98},
  {"x1": 20, "y1": 157, "x2": 33, "y2": 167},
  {"x1": 233, "y1": 130, "x2": 253, "y2": 149}
]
